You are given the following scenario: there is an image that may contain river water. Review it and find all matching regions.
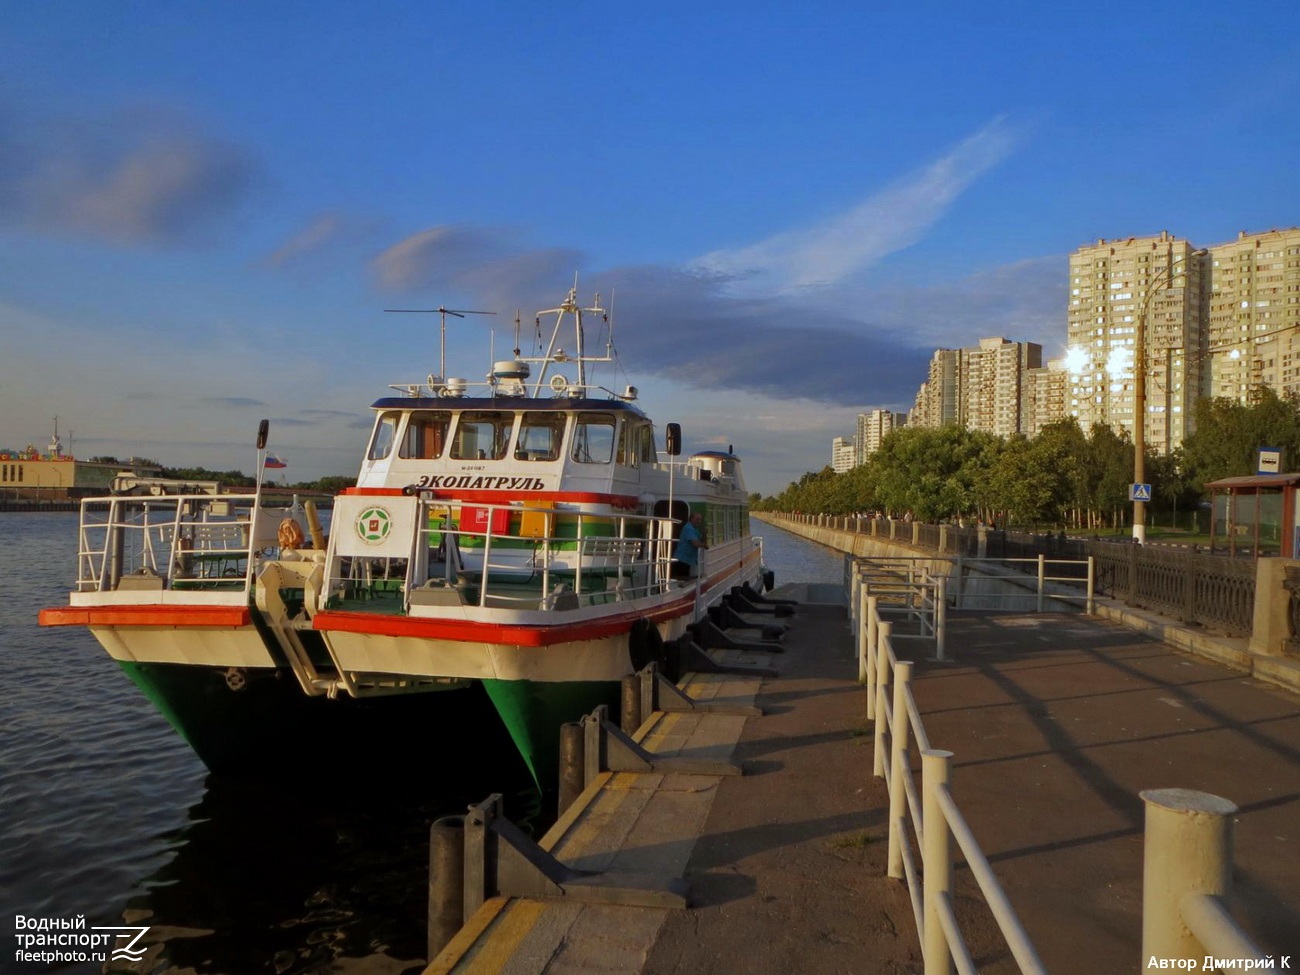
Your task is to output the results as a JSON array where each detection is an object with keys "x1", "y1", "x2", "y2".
[{"x1": 1, "y1": 513, "x2": 843, "y2": 974}]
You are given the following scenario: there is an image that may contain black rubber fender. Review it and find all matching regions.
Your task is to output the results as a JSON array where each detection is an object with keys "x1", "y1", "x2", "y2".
[{"x1": 628, "y1": 617, "x2": 665, "y2": 671}]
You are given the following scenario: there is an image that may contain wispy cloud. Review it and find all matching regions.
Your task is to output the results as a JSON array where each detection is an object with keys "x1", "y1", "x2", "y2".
[
  {"x1": 696, "y1": 116, "x2": 1020, "y2": 291},
  {"x1": 261, "y1": 212, "x2": 387, "y2": 268},
  {"x1": 0, "y1": 103, "x2": 258, "y2": 246},
  {"x1": 370, "y1": 225, "x2": 581, "y2": 300},
  {"x1": 357, "y1": 118, "x2": 1044, "y2": 410},
  {"x1": 201, "y1": 396, "x2": 268, "y2": 408}
]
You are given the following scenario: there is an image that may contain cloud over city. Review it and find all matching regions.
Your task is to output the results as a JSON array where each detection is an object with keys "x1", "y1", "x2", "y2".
[
  {"x1": 0, "y1": 103, "x2": 258, "y2": 246},
  {"x1": 695, "y1": 117, "x2": 1022, "y2": 292}
]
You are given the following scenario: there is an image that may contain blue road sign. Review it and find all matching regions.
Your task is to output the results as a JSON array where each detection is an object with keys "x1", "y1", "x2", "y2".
[{"x1": 1129, "y1": 483, "x2": 1152, "y2": 502}]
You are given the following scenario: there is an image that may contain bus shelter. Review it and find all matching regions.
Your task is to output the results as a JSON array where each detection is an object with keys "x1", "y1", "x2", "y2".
[{"x1": 1205, "y1": 472, "x2": 1300, "y2": 558}]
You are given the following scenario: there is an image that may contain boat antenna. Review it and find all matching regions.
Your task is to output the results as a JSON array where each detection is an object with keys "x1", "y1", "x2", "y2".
[
  {"x1": 384, "y1": 306, "x2": 496, "y2": 386},
  {"x1": 513, "y1": 311, "x2": 522, "y2": 357}
]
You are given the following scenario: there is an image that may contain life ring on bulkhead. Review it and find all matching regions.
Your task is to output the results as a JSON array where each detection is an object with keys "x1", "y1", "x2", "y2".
[
  {"x1": 278, "y1": 517, "x2": 306, "y2": 550},
  {"x1": 627, "y1": 617, "x2": 665, "y2": 671}
]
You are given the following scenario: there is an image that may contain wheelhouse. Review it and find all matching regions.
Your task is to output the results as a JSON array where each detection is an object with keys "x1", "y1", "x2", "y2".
[{"x1": 356, "y1": 398, "x2": 659, "y2": 493}]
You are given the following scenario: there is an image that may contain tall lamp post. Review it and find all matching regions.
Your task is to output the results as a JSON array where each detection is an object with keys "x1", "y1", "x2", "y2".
[{"x1": 1131, "y1": 249, "x2": 1206, "y2": 544}]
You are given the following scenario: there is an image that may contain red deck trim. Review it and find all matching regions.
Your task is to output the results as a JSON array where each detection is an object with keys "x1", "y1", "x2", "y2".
[
  {"x1": 39, "y1": 605, "x2": 252, "y2": 628},
  {"x1": 340, "y1": 486, "x2": 640, "y2": 509},
  {"x1": 311, "y1": 549, "x2": 761, "y2": 645}
]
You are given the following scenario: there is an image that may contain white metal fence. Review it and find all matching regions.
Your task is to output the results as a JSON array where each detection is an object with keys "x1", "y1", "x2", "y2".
[{"x1": 846, "y1": 555, "x2": 1272, "y2": 974}]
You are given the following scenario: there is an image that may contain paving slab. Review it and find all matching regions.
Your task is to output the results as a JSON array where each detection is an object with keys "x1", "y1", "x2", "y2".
[{"x1": 425, "y1": 599, "x2": 1300, "y2": 975}]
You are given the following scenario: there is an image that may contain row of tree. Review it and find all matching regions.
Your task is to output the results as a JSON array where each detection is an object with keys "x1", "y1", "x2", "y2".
[{"x1": 752, "y1": 389, "x2": 1300, "y2": 529}]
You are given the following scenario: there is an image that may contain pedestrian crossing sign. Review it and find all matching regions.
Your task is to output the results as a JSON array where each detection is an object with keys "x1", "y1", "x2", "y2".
[{"x1": 1129, "y1": 483, "x2": 1152, "y2": 502}]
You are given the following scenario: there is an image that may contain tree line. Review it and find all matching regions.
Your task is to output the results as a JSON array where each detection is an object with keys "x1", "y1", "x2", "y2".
[{"x1": 752, "y1": 389, "x2": 1300, "y2": 530}]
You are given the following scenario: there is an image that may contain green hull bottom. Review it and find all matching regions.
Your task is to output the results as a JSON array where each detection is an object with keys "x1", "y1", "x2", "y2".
[
  {"x1": 118, "y1": 660, "x2": 523, "y2": 782},
  {"x1": 480, "y1": 678, "x2": 620, "y2": 800}
]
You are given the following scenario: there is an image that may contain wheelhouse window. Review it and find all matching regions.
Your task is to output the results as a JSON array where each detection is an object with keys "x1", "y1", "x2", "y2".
[
  {"x1": 400, "y1": 411, "x2": 451, "y2": 459},
  {"x1": 638, "y1": 425, "x2": 657, "y2": 464},
  {"x1": 367, "y1": 412, "x2": 400, "y2": 461},
  {"x1": 451, "y1": 411, "x2": 513, "y2": 461},
  {"x1": 572, "y1": 413, "x2": 615, "y2": 464},
  {"x1": 616, "y1": 420, "x2": 638, "y2": 467},
  {"x1": 515, "y1": 413, "x2": 567, "y2": 462}
]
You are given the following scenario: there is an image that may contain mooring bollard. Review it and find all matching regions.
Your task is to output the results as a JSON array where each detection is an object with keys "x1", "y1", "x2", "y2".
[
  {"x1": 1140, "y1": 788, "x2": 1240, "y2": 963},
  {"x1": 558, "y1": 722, "x2": 585, "y2": 815},
  {"x1": 621, "y1": 674, "x2": 642, "y2": 734},
  {"x1": 428, "y1": 814, "x2": 466, "y2": 962}
]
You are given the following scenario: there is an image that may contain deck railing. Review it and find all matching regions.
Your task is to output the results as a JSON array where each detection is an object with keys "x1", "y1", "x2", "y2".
[
  {"x1": 411, "y1": 500, "x2": 679, "y2": 610},
  {"x1": 75, "y1": 494, "x2": 270, "y2": 594}
]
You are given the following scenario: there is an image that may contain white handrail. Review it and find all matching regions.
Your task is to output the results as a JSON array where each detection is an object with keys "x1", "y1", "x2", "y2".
[{"x1": 860, "y1": 567, "x2": 1050, "y2": 975}]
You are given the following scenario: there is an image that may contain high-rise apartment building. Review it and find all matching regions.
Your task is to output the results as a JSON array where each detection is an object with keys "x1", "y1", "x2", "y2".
[
  {"x1": 831, "y1": 437, "x2": 856, "y2": 473},
  {"x1": 910, "y1": 349, "x2": 960, "y2": 429},
  {"x1": 1065, "y1": 231, "x2": 1207, "y2": 454},
  {"x1": 1021, "y1": 357, "x2": 1069, "y2": 438},
  {"x1": 856, "y1": 409, "x2": 906, "y2": 460},
  {"x1": 1206, "y1": 228, "x2": 1300, "y2": 400},
  {"x1": 909, "y1": 340, "x2": 1043, "y2": 436},
  {"x1": 960, "y1": 337, "x2": 1042, "y2": 437}
]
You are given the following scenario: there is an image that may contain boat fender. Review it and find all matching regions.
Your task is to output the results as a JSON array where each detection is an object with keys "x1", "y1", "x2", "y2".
[
  {"x1": 763, "y1": 569, "x2": 775, "y2": 592},
  {"x1": 627, "y1": 617, "x2": 665, "y2": 671}
]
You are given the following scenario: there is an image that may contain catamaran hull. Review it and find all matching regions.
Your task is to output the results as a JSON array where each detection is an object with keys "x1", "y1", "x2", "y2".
[{"x1": 115, "y1": 658, "x2": 513, "y2": 778}]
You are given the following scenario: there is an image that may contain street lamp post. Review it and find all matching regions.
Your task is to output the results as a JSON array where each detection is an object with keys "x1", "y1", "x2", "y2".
[{"x1": 1131, "y1": 249, "x2": 1205, "y2": 544}]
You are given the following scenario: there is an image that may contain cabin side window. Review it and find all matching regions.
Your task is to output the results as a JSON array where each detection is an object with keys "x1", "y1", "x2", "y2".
[
  {"x1": 450, "y1": 411, "x2": 514, "y2": 461},
  {"x1": 616, "y1": 420, "x2": 638, "y2": 468},
  {"x1": 572, "y1": 413, "x2": 616, "y2": 464},
  {"x1": 367, "y1": 412, "x2": 400, "y2": 461},
  {"x1": 515, "y1": 413, "x2": 567, "y2": 462},
  {"x1": 638, "y1": 426, "x2": 657, "y2": 465},
  {"x1": 400, "y1": 411, "x2": 451, "y2": 459}
]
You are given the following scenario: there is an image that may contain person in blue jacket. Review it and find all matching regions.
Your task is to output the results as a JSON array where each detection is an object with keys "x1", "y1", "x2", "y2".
[{"x1": 672, "y1": 512, "x2": 706, "y2": 579}]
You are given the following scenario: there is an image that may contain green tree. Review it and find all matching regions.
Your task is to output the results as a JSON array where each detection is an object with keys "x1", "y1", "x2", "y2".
[{"x1": 1182, "y1": 388, "x2": 1300, "y2": 489}]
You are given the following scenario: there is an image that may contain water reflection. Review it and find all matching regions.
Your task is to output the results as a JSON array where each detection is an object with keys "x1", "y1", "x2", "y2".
[{"x1": 121, "y1": 765, "x2": 534, "y2": 974}]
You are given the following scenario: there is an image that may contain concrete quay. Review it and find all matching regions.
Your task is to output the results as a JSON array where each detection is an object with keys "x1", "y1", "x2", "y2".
[{"x1": 424, "y1": 586, "x2": 1300, "y2": 974}]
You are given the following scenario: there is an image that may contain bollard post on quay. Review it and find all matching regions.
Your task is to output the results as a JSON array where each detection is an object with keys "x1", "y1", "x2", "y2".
[
  {"x1": 621, "y1": 674, "x2": 643, "y2": 735},
  {"x1": 558, "y1": 722, "x2": 586, "y2": 815},
  {"x1": 428, "y1": 814, "x2": 466, "y2": 962}
]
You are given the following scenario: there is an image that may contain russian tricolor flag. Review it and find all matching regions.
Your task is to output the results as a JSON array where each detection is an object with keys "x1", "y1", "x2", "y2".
[{"x1": 264, "y1": 454, "x2": 287, "y2": 469}]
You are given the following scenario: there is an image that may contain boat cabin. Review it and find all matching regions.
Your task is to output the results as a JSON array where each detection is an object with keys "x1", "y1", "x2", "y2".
[{"x1": 358, "y1": 398, "x2": 659, "y2": 498}]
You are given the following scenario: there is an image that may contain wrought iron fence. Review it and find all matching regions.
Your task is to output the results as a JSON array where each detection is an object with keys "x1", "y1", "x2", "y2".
[{"x1": 768, "y1": 513, "x2": 1258, "y2": 638}]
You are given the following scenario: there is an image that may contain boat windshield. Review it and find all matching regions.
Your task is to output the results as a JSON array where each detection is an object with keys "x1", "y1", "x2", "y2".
[
  {"x1": 450, "y1": 411, "x2": 513, "y2": 461},
  {"x1": 367, "y1": 412, "x2": 400, "y2": 460},
  {"x1": 515, "y1": 413, "x2": 567, "y2": 462},
  {"x1": 572, "y1": 413, "x2": 615, "y2": 464},
  {"x1": 400, "y1": 411, "x2": 451, "y2": 460}
]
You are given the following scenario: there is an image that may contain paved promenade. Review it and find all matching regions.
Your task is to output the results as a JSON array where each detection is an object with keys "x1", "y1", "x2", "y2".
[{"x1": 427, "y1": 587, "x2": 1300, "y2": 974}]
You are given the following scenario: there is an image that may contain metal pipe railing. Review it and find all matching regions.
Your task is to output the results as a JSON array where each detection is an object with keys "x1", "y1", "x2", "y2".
[
  {"x1": 857, "y1": 571, "x2": 1274, "y2": 974},
  {"x1": 863, "y1": 584, "x2": 1049, "y2": 975}
]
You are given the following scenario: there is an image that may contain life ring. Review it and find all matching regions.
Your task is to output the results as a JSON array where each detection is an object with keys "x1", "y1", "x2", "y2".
[
  {"x1": 278, "y1": 517, "x2": 306, "y2": 550},
  {"x1": 549, "y1": 374, "x2": 569, "y2": 394}
]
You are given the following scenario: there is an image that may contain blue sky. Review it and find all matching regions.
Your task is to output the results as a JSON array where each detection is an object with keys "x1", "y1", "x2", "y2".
[{"x1": 2, "y1": 2, "x2": 1297, "y2": 494}]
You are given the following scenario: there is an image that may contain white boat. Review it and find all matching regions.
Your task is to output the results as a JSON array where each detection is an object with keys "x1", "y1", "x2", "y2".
[{"x1": 41, "y1": 286, "x2": 769, "y2": 795}]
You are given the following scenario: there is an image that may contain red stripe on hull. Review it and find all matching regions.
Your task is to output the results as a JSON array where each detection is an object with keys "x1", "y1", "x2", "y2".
[
  {"x1": 39, "y1": 605, "x2": 252, "y2": 628},
  {"x1": 311, "y1": 549, "x2": 761, "y2": 645},
  {"x1": 340, "y1": 486, "x2": 640, "y2": 508}
]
